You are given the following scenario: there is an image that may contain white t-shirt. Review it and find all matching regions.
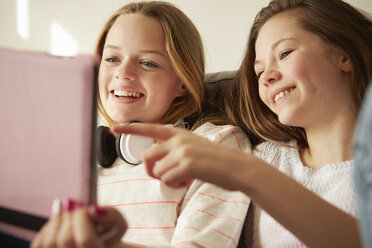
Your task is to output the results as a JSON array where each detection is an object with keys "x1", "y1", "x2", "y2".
[
  {"x1": 251, "y1": 141, "x2": 356, "y2": 248},
  {"x1": 97, "y1": 122, "x2": 252, "y2": 247}
]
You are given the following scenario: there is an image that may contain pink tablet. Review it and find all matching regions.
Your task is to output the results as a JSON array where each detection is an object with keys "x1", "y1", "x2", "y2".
[{"x1": 0, "y1": 47, "x2": 98, "y2": 241}]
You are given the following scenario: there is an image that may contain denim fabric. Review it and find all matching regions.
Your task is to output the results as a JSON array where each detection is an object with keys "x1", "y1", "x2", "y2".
[{"x1": 354, "y1": 83, "x2": 372, "y2": 248}]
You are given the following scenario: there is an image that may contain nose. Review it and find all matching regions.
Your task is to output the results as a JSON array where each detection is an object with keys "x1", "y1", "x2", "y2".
[
  {"x1": 114, "y1": 61, "x2": 137, "y2": 81},
  {"x1": 261, "y1": 68, "x2": 281, "y2": 87}
]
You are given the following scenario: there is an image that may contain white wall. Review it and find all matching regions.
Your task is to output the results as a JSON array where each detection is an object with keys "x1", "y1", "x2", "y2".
[{"x1": 1, "y1": 0, "x2": 371, "y2": 73}]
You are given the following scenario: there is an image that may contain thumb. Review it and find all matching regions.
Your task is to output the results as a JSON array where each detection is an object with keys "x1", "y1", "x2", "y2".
[{"x1": 88, "y1": 206, "x2": 127, "y2": 247}]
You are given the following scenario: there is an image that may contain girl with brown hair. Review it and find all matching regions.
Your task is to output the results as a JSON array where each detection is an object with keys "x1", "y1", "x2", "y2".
[{"x1": 115, "y1": 0, "x2": 372, "y2": 247}]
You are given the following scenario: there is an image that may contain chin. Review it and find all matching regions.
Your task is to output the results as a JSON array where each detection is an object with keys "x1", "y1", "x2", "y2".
[
  {"x1": 109, "y1": 111, "x2": 161, "y2": 124},
  {"x1": 278, "y1": 115, "x2": 296, "y2": 127},
  {"x1": 108, "y1": 114, "x2": 136, "y2": 124},
  {"x1": 114, "y1": 118, "x2": 139, "y2": 124},
  {"x1": 107, "y1": 110, "x2": 137, "y2": 123}
]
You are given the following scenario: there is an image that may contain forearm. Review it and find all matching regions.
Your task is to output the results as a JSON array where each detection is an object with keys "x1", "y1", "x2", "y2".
[{"x1": 238, "y1": 157, "x2": 361, "y2": 248}]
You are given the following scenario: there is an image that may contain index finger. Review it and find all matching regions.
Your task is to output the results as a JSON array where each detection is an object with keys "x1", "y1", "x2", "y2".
[{"x1": 112, "y1": 123, "x2": 183, "y2": 141}]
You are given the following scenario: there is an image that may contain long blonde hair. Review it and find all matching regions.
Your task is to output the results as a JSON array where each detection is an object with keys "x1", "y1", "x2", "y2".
[{"x1": 96, "y1": 1, "x2": 205, "y2": 128}]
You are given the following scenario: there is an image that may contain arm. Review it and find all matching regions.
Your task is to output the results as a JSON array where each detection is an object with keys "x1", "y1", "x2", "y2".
[
  {"x1": 240, "y1": 157, "x2": 360, "y2": 248},
  {"x1": 113, "y1": 123, "x2": 361, "y2": 248},
  {"x1": 169, "y1": 123, "x2": 250, "y2": 247}
]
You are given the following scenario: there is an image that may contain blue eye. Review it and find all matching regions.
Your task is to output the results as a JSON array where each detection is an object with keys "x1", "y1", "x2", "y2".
[
  {"x1": 140, "y1": 61, "x2": 157, "y2": 68},
  {"x1": 105, "y1": 57, "x2": 118, "y2": 63}
]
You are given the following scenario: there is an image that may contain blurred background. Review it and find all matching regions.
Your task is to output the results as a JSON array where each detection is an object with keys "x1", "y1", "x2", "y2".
[{"x1": 1, "y1": 0, "x2": 371, "y2": 73}]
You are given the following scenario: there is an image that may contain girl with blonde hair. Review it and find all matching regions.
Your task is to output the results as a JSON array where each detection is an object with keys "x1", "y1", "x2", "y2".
[{"x1": 31, "y1": 1, "x2": 251, "y2": 247}]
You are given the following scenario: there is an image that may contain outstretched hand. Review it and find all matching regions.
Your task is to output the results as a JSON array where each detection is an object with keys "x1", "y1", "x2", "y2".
[{"x1": 113, "y1": 123, "x2": 253, "y2": 191}]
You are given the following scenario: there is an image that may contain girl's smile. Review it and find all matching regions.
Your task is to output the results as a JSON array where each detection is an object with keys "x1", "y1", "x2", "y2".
[
  {"x1": 254, "y1": 11, "x2": 354, "y2": 128},
  {"x1": 98, "y1": 14, "x2": 185, "y2": 124},
  {"x1": 271, "y1": 86, "x2": 296, "y2": 105},
  {"x1": 110, "y1": 86, "x2": 144, "y2": 103}
]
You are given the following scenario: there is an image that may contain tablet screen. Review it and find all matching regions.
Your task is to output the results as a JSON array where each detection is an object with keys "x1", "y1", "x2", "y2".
[{"x1": 0, "y1": 48, "x2": 98, "y2": 240}]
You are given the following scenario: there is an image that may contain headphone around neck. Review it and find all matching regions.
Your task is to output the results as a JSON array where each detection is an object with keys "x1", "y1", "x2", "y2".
[
  {"x1": 96, "y1": 121, "x2": 192, "y2": 168},
  {"x1": 96, "y1": 126, "x2": 154, "y2": 168}
]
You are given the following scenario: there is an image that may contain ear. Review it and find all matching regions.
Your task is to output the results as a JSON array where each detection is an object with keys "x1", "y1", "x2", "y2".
[
  {"x1": 338, "y1": 53, "x2": 351, "y2": 73},
  {"x1": 175, "y1": 84, "x2": 187, "y2": 97}
]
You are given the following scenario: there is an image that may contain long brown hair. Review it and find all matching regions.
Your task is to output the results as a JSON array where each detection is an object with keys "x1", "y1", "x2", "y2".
[
  {"x1": 96, "y1": 1, "x2": 205, "y2": 128},
  {"x1": 227, "y1": 0, "x2": 372, "y2": 147}
]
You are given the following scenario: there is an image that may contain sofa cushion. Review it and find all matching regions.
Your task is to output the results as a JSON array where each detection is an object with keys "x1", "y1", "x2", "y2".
[
  {"x1": 203, "y1": 71, "x2": 236, "y2": 116},
  {"x1": 185, "y1": 71, "x2": 236, "y2": 128}
]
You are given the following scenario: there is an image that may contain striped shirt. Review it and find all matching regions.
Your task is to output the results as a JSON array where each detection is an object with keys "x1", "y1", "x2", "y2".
[{"x1": 97, "y1": 122, "x2": 252, "y2": 247}]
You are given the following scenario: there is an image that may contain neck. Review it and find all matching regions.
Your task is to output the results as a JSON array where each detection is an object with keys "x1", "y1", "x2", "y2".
[{"x1": 300, "y1": 109, "x2": 357, "y2": 169}]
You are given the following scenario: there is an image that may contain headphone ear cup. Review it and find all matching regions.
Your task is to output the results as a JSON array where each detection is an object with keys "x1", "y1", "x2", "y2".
[
  {"x1": 96, "y1": 126, "x2": 117, "y2": 168},
  {"x1": 115, "y1": 134, "x2": 127, "y2": 163},
  {"x1": 115, "y1": 133, "x2": 141, "y2": 165},
  {"x1": 116, "y1": 133, "x2": 154, "y2": 165}
]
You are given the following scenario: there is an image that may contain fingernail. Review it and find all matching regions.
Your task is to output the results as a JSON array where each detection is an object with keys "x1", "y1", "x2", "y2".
[
  {"x1": 63, "y1": 198, "x2": 75, "y2": 212},
  {"x1": 51, "y1": 198, "x2": 62, "y2": 216},
  {"x1": 95, "y1": 206, "x2": 106, "y2": 216}
]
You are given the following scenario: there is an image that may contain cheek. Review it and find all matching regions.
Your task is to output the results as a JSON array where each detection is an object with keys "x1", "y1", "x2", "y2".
[
  {"x1": 147, "y1": 82, "x2": 180, "y2": 112},
  {"x1": 289, "y1": 65, "x2": 307, "y2": 81},
  {"x1": 98, "y1": 76, "x2": 106, "y2": 96},
  {"x1": 98, "y1": 68, "x2": 111, "y2": 92},
  {"x1": 98, "y1": 78, "x2": 106, "y2": 101},
  {"x1": 98, "y1": 75, "x2": 112, "y2": 107},
  {"x1": 258, "y1": 84, "x2": 269, "y2": 105},
  {"x1": 150, "y1": 84, "x2": 177, "y2": 104},
  {"x1": 152, "y1": 74, "x2": 181, "y2": 99},
  {"x1": 286, "y1": 55, "x2": 313, "y2": 84}
]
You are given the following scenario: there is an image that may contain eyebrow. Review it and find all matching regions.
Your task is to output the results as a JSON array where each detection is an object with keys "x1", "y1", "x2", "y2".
[
  {"x1": 104, "y1": 44, "x2": 165, "y2": 57},
  {"x1": 254, "y1": 37, "x2": 297, "y2": 66},
  {"x1": 104, "y1": 44, "x2": 121, "y2": 50}
]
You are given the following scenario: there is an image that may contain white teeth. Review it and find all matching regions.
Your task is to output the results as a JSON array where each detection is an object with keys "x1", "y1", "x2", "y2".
[
  {"x1": 114, "y1": 90, "x2": 140, "y2": 98},
  {"x1": 274, "y1": 89, "x2": 292, "y2": 103}
]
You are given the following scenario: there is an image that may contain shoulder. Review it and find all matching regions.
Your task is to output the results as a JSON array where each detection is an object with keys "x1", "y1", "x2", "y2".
[
  {"x1": 193, "y1": 122, "x2": 252, "y2": 152},
  {"x1": 253, "y1": 140, "x2": 299, "y2": 167},
  {"x1": 254, "y1": 140, "x2": 297, "y2": 154},
  {"x1": 193, "y1": 122, "x2": 240, "y2": 138}
]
